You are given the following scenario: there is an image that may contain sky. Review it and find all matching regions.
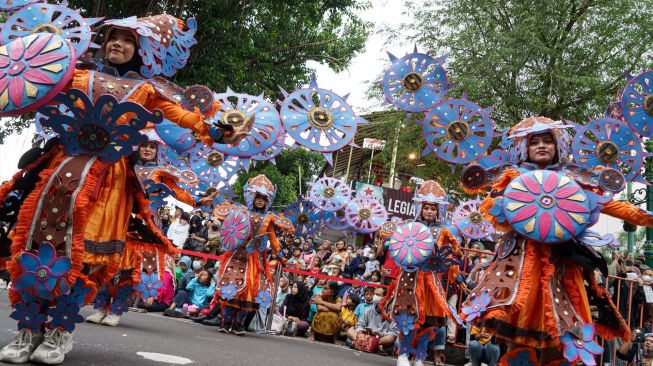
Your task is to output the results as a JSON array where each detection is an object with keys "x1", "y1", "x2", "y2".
[{"x1": 0, "y1": 0, "x2": 639, "y2": 239}]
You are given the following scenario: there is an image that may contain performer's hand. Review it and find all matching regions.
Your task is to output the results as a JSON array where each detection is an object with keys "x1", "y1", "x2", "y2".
[
  {"x1": 144, "y1": 297, "x2": 154, "y2": 308},
  {"x1": 222, "y1": 113, "x2": 255, "y2": 145}
]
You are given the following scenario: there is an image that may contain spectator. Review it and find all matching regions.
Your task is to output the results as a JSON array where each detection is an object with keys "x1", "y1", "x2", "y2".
[
  {"x1": 187, "y1": 219, "x2": 209, "y2": 253},
  {"x1": 347, "y1": 292, "x2": 397, "y2": 355},
  {"x1": 316, "y1": 240, "x2": 332, "y2": 262},
  {"x1": 188, "y1": 210, "x2": 203, "y2": 235},
  {"x1": 354, "y1": 287, "x2": 376, "y2": 319},
  {"x1": 178, "y1": 259, "x2": 204, "y2": 294},
  {"x1": 288, "y1": 247, "x2": 306, "y2": 269},
  {"x1": 301, "y1": 242, "x2": 316, "y2": 267},
  {"x1": 206, "y1": 217, "x2": 221, "y2": 256},
  {"x1": 363, "y1": 253, "x2": 380, "y2": 279},
  {"x1": 311, "y1": 281, "x2": 342, "y2": 343},
  {"x1": 346, "y1": 249, "x2": 366, "y2": 277},
  {"x1": 339, "y1": 293, "x2": 361, "y2": 332},
  {"x1": 138, "y1": 257, "x2": 176, "y2": 312},
  {"x1": 308, "y1": 256, "x2": 323, "y2": 274},
  {"x1": 159, "y1": 207, "x2": 171, "y2": 233},
  {"x1": 176, "y1": 256, "x2": 192, "y2": 284},
  {"x1": 326, "y1": 240, "x2": 349, "y2": 270},
  {"x1": 368, "y1": 270, "x2": 382, "y2": 285},
  {"x1": 167, "y1": 211, "x2": 190, "y2": 249},
  {"x1": 165, "y1": 270, "x2": 215, "y2": 317},
  {"x1": 281, "y1": 281, "x2": 311, "y2": 337},
  {"x1": 276, "y1": 276, "x2": 290, "y2": 309},
  {"x1": 467, "y1": 326, "x2": 500, "y2": 366},
  {"x1": 309, "y1": 278, "x2": 327, "y2": 322},
  {"x1": 617, "y1": 332, "x2": 653, "y2": 366}
]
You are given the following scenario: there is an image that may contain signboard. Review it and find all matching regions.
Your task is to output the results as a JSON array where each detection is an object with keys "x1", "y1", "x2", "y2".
[
  {"x1": 355, "y1": 181, "x2": 415, "y2": 220},
  {"x1": 362, "y1": 138, "x2": 386, "y2": 150}
]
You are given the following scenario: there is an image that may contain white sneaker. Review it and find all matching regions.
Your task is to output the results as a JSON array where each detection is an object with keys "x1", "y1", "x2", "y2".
[
  {"x1": 0, "y1": 329, "x2": 44, "y2": 364},
  {"x1": 85, "y1": 309, "x2": 107, "y2": 324},
  {"x1": 412, "y1": 359, "x2": 424, "y2": 366},
  {"x1": 397, "y1": 354, "x2": 411, "y2": 366},
  {"x1": 29, "y1": 328, "x2": 72, "y2": 364},
  {"x1": 100, "y1": 313, "x2": 120, "y2": 327}
]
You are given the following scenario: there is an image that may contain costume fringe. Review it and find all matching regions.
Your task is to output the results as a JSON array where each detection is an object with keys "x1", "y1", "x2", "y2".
[
  {"x1": 498, "y1": 347, "x2": 537, "y2": 366},
  {"x1": 590, "y1": 277, "x2": 631, "y2": 342}
]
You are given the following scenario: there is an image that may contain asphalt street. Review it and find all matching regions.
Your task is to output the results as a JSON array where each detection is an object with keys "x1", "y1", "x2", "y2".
[{"x1": 0, "y1": 289, "x2": 404, "y2": 366}]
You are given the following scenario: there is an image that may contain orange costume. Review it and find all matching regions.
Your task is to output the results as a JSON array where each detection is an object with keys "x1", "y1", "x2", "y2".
[{"x1": 459, "y1": 117, "x2": 653, "y2": 365}]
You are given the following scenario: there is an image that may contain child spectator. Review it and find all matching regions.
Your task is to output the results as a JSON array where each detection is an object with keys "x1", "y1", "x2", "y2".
[
  {"x1": 354, "y1": 287, "x2": 376, "y2": 319},
  {"x1": 301, "y1": 242, "x2": 316, "y2": 267},
  {"x1": 164, "y1": 270, "x2": 215, "y2": 317},
  {"x1": 311, "y1": 281, "x2": 342, "y2": 343},
  {"x1": 363, "y1": 254, "x2": 380, "y2": 279},
  {"x1": 340, "y1": 293, "x2": 361, "y2": 333},
  {"x1": 308, "y1": 256, "x2": 322, "y2": 274},
  {"x1": 176, "y1": 256, "x2": 192, "y2": 284},
  {"x1": 138, "y1": 257, "x2": 176, "y2": 312},
  {"x1": 288, "y1": 247, "x2": 306, "y2": 269},
  {"x1": 347, "y1": 291, "x2": 397, "y2": 355}
]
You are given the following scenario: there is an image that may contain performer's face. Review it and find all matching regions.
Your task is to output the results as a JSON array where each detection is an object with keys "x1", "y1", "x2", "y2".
[
  {"x1": 421, "y1": 203, "x2": 438, "y2": 222},
  {"x1": 138, "y1": 141, "x2": 157, "y2": 162},
  {"x1": 527, "y1": 132, "x2": 556, "y2": 166},
  {"x1": 106, "y1": 28, "x2": 136, "y2": 65},
  {"x1": 253, "y1": 195, "x2": 267, "y2": 209}
]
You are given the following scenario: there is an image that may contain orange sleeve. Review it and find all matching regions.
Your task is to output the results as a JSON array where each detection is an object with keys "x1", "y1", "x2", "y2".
[
  {"x1": 149, "y1": 170, "x2": 195, "y2": 207},
  {"x1": 265, "y1": 219, "x2": 281, "y2": 257},
  {"x1": 601, "y1": 200, "x2": 653, "y2": 227},
  {"x1": 146, "y1": 97, "x2": 214, "y2": 146}
]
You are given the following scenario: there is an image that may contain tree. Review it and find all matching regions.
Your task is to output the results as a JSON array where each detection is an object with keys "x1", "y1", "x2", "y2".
[
  {"x1": 232, "y1": 148, "x2": 324, "y2": 208},
  {"x1": 1, "y1": 0, "x2": 370, "y2": 142},
  {"x1": 388, "y1": 0, "x2": 653, "y2": 127}
]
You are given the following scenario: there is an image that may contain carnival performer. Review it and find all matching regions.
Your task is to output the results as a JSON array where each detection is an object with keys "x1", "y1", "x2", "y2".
[
  {"x1": 0, "y1": 12, "x2": 250, "y2": 364},
  {"x1": 460, "y1": 116, "x2": 653, "y2": 366},
  {"x1": 378, "y1": 181, "x2": 462, "y2": 366},
  {"x1": 208, "y1": 174, "x2": 293, "y2": 336}
]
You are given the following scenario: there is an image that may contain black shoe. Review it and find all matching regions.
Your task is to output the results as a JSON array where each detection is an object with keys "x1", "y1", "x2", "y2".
[
  {"x1": 190, "y1": 315, "x2": 208, "y2": 323},
  {"x1": 217, "y1": 320, "x2": 230, "y2": 333},
  {"x1": 202, "y1": 317, "x2": 220, "y2": 326},
  {"x1": 164, "y1": 309, "x2": 181, "y2": 318},
  {"x1": 231, "y1": 323, "x2": 246, "y2": 336}
]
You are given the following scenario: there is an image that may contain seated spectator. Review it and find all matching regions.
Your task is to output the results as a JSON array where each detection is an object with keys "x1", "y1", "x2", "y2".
[
  {"x1": 301, "y1": 242, "x2": 316, "y2": 267},
  {"x1": 316, "y1": 240, "x2": 332, "y2": 262},
  {"x1": 368, "y1": 270, "x2": 382, "y2": 285},
  {"x1": 354, "y1": 287, "x2": 376, "y2": 319},
  {"x1": 339, "y1": 293, "x2": 361, "y2": 332},
  {"x1": 346, "y1": 250, "x2": 365, "y2": 277},
  {"x1": 276, "y1": 276, "x2": 290, "y2": 309},
  {"x1": 178, "y1": 259, "x2": 204, "y2": 294},
  {"x1": 346, "y1": 290, "x2": 397, "y2": 355},
  {"x1": 167, "y1": 211, "x2": 190, "y2": 249},
  {"x1": 164, "y1": 270, "x2": 215, "y2": 317},
  {"x1": 281, "y1": 281, "x2": 311, "y2": 337},
  {"x1": 308, "y1": 256, "x2": 322, "y2": 274},
  {"x1": 468, "y1": 326, "x2": 500, "y2": 366},
  {"x1": 363, "y1": 254, "x2": 380, "y2": 279},
  {"x1": 138, "y1": 257, "x2": 176, "y2": 312},
  {"x1": 311, "y1": 281, "x2": 342, "y2": 343},
  {"x1": 288, "y1": 247, "x2": 306, "y2": 269},
  {"x1": 176, "y1": 255, "x2": 192, "y2": 284},
  {"x1": 308, "y1": 278, "x2": 327, "y2": 322}
]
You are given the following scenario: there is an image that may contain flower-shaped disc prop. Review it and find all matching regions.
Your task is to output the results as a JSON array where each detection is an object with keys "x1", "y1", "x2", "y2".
[
  {"x1": 419, "y1": 244, "x2": 460, "y2": 274},
  {"x1": 571, "y1": 117, "x2": 643, "y2": 184},
  {"x1": 344, "y1": 196, "x2": 388, "y2": 234},
  {"x1": 220, "y1": 283, "x2": 238, "y2": 300},
  {"x1": 387, "y1": 222, "x2": 435, "y2": 271},
  {"x1": 561, "y1": 324, "x2": 603, "y2": 365},
  {"x1": 135, "y1": 272, "x2": 163, "y2": 299},
  {"x1": 0, "y1": 0, "x2": 41, "y2": 11},
  {"x1": 10, "y1": 302, "x2": 47, "y2": 332},
  {"x1": 47, "y1": 301, "x2": 83, "y2": 332},
  {"x1": 39, "y1": 89, "x2": 163, "y2": 163},
  {"x1": 321, "y1": 209, "x2": 349, "y2": 231},
  {"x1": 251, "y1": 129, "x2": 287, "y2": 166},
  {"x1": 187, "y1": 144, "x2": 241, "y2": 183},
  {"x1": 394, "y1": 311, "x2": 416, "y2": 335},
  {"x1": 0, "y1": 33, "x2": 76, "y2": 117},
  {"x1": 154, "y1": 118, "x2": 196, "y2": 153},
  {"x1": 279, "y1": 78, "x2": 363, "y2": 164},
  {"x1": 219, "y1": 208, "x2": 250, "y2": 251},
  {"x1": 382, "y1": 47, "x2": 448, "y2": 112},
  {"x1": 14, "y1": 242, "x2": 71, "y2": 300},
  {"x1": 422, "y1": 98, "x2": 494, "y2": 166},
  {"x1": 502, "y1": 170, "x2": 591, "y2": 243},
  {"x1": 0, "y1": 2, "x2": 103, "y2": 58},
  {"x1": 621, "y1": 70, "x2": 653, "y2": 137},
  {"x1": 210, "y1": 91, "x2": 281, "y2": 158},
  {"x1": 284, "y1": 199, "x2": 322, "y2": 237},
  {"x1": 453, "y1": 199, "x2": 495, "y2": 239},
  {"x1": 255, "y1": 289, "x2": 273, "y2": 309},
  {"x1": 308, "y1": 177, "x2": 352, "y2": 212},
  {"x1": 461, "y1": 290, "x2": 491, "y2": 322}
]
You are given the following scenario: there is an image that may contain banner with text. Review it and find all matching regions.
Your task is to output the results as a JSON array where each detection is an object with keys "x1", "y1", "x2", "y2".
[{"x1": 354, "y1": 181, "x2": 415, "y2": 220}]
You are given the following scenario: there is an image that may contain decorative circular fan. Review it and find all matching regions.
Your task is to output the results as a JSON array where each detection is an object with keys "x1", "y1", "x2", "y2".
[
  {"x1": 209, "y1": 91, "x2": 281, "y2": 157},
  {"x1": 219, "y1": 208, "x2": 250, "y2": 251},
  {"x1": 453, "y1": 199, "x2": 495, "y2": 239},
  {"x1": 344, "y1": 197, "x2": 388, "y2": 234},
  {"x1": 0, "y1": 2, "x2": 103, "y2": 58},
  {"x1": 0, "y1": 0, "x2": 41, "y2": 11},
  {"x1": 571, "y1": 117, "x2": 642, "y2": 183},
  {"x1": 503, "y1": 170, "x2": 591, "y2": 243},
  {"x1": 621, "y1": 70, "x2": 653, "y2": 137},
  {"x1": 422, "y1": 98, "x2": 494, "y2": 166},
  {"x1": 284, "y1": 199, "x2": 322, "y2": 237},
  {"x1": 321, "y1": 210, "x2": 349, "y2": 231},
  {"x1": 308, "y1": 177, "x2": 352, "y2": 212},
  {"x1": 279, "y1": 78, "x2": 362, "y2": 164},
  {"x1": 387, "y1": 221, "x2": 435, "y2": 271},
  {"x1": 187, "y1": 144, "x2": 241, "y2": 183},
  {"x1": 382, "y1": 47, "x2": 448, "y2": 112},
  {"x1": 251, "y1": 129, "x2": 287, "y2": 165}
]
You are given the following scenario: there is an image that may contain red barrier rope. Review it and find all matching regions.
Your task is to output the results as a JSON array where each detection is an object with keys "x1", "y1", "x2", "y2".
[
  {"x1": 279, "y1": 266, "x2": 388, "y2": 289},
  {"x1": 179, "y1": 249, "x2": 224, "y2": 262}
]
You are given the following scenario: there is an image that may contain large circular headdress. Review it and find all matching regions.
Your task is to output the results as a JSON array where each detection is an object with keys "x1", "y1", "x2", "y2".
[{"x1": 243, "y1": 174, "x2": 276, "y2": 211}]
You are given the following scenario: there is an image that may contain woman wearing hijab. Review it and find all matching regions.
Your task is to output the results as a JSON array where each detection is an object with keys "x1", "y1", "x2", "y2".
[{"x1": 282, "y1": 281, "x2": 311, "y2": 337}]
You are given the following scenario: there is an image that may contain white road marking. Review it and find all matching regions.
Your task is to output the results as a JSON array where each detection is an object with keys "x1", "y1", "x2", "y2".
[{"x1": 136, "y1": 352, "x2": 193, "y2": 365}]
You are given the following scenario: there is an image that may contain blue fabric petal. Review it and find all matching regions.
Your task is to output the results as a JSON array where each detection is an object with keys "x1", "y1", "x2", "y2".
[
  {"x1": 44, "y1": 276, "x2": 57, "y2": 291},
  {"x1": 14, "y1": 272, "x2": 37, "y2": 290},
  {"x1": 560, "y1": 332, "x2": 574, "y2": 346},
  {"x1": 581, "y1": 324, "x2": 595, "y2": 342},
  {"x1": 36, "y1": 282, "x2": 53, "y2": 299},
  {"x1": 18, "y1": 253, "x2": 40, "y2": 272},
  {"x1": 563, "y1": 344, "x2": 579, "y2": 362},
  {"x1": 140, "y1": 272, "x2": 149, "y2": 283},
  {"x1": 59, "y1": 277, "x2": 70, "y2": 295},
  {"x1": 578, "y1": 348, "x2": 596, "y2": 366},
  {"x1": 38, "y1": 243, "x2": 55, "y2": 266},
  {"x1": 584, "y1": 340, "x2": 603, "y2": 355},
  {"x1": 49, "y1": 258, "x2": 72, "y2": 277}
]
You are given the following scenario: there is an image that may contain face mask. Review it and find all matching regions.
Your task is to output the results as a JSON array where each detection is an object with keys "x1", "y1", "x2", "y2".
[
  {"x1": 337, "y1": 281, "x2": 344, "y2": 287},
  {"x1": 481, "y1": 259, "x2": 491, "y2": 268},
  {"x1": 643, "y1": 275, "x2": 653, "y2": 283},
  {"x1": 372, "y1": 295, "x2": 382, "y2": 303},
  {"x1": 369, "y1": 256, "x2": 376, "y2": 261},
  {"x1": 626, "y1": 272, "x2": 639, "y2": 281}
]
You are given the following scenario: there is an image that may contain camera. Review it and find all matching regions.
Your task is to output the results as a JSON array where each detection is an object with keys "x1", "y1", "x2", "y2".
[{"x1": 633, "y1": 328, "x2": 645, "y2": 343}]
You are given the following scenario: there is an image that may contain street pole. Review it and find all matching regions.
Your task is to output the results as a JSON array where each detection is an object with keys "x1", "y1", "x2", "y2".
[
  {"x1": 367, "y1": 149, "x2": 375, "y2": 184},
  {"x1": 628, "y1": 182, "x2": 634, "y2": 254},
  {"x1": 298, "y1": 163, "x2": 302, "y2": 197},
  {"x1": 344, "y1": 147, "x2": 354, "y2": 183},
  {"x1": 388, "y1": 119, "x2": 401, "y2": 187},
  {"x1": 332, "y1": 151, "x2": 339, "y2": 178},
  {"x1": 646, "y1": 139, "x2": 653, "y2": 243}
]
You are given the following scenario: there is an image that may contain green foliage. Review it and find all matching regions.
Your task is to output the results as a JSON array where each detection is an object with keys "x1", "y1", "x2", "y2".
[
  {"x1": 232, "y1": 148, "x2": 324, "y2": 208},
  {"x1": 0, "y1": 0, "x2": 370, "y2": 142},
  {"x1": 388, "y1": 0, "x2": 653, "y2": 127}
]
